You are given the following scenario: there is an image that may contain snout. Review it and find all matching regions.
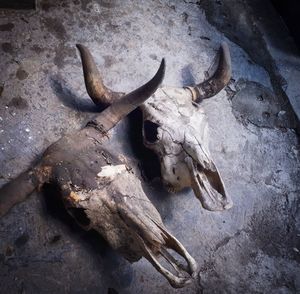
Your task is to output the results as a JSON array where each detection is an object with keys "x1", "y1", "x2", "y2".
[
  {"x1": 198, "y1": 188, "x2": 233, "y2": 211},
  {"x1": 117, "y1": 206, "x2": 198, "y2": 288},
  {"x1": 186, "y1": 157, "x2": 233, "y2": 212}
]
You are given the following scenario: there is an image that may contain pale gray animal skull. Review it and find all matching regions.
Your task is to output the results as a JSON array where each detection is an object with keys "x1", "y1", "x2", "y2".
[
  {"x1": 77, "y1": 43, "x2": 233, "y2": 211},
  {"x1": 141, "y1": 87, "x2": 231, "y2": 211},
  {"x1": 141, "y1": 43, "x2": 233, "y2": 211}
]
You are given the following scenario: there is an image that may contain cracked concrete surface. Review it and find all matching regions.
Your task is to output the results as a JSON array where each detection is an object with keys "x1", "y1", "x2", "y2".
[{"x1": 0, "y1": 0, "x2": 299, "y2": 293}]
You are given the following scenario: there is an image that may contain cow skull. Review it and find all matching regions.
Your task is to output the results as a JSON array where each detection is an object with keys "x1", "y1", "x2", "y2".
[
  {"x1": 65, "y1": 162, "x2": 197, "y2": 288},
  {"x1": 0, "y1": 53, "x2": 197, "y2": 288},
  {"x1": 77, "y1": 43, "x2": 233, "y2": 211}
]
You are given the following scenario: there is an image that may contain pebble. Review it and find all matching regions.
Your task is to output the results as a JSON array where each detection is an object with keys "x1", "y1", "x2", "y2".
[
  {"x1": 291, "y1": 146, "x2": 299, "y2": 156},
  {"x1": 93, "y1": 3, "x2": 101, "y2": 13},
  {"x1": 277, "y1": 110, "x2": 286, "y2": 117},
  {"x1": 25, "y1": 128, "x2": 30, "y2": 133}
]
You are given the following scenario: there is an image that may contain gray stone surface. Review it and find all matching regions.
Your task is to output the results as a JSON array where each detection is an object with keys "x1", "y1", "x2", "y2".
[{"x1": 0, "y1": 0, "x2": 299, "y2": 293}]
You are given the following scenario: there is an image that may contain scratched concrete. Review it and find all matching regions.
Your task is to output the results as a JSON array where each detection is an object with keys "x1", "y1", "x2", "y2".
[{"x1": 0, "y1": 0, "x2": 299, "y2": 293}]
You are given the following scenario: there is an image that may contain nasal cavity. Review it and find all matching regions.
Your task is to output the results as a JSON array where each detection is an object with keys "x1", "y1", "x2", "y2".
[
  {"x1": 144, "y1": 120, "x2": 160, "y2": 143},
  {"x1": 68, "y1": 207, "x2": 91, "y2": 227}
]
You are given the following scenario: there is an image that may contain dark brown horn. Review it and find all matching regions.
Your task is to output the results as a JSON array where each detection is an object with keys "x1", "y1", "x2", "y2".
[
  {"x1": 186, "y1": 42, "x2": 231, "y2": 102},
  {"x1": 76, "y1": 44, "x2": 121, "y2": 106},
  {"x1": 0, "y1": 164, "x2": 51, "y2": 218},
  {"x1": 92, "y1": 58, "x2": 165, "y2": 131},
  {"x1": 0, "y1": 170, "x2": 37, "y2": 217}
]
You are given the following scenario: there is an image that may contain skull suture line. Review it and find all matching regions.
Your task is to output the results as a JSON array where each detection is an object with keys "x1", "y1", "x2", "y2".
[
  {"x1": 0, "y1": 52, "x2": 197, "y2": 288},
  {"x1": 77, "y1": 43, "x2": 233, "y2": 211}
]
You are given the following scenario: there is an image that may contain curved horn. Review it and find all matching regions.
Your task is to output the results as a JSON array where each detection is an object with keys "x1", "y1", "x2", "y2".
[
  {"x1": 93, "y1": 58, "x2": 165, "y2": 131},
  {"x1": 0, "y1": 164, "x2": 51, "y2": 218},
  {"x1": 76, "y1": 44, "x2": 121, "y2": 107},
  {"x1": 186, "y1": 42, "x2": 231, "y2": 102}
]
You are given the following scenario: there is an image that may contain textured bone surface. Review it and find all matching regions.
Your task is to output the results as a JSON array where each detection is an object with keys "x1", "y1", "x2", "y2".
[
  {"x1": 67, "y1": 162, "x2": 197, "y2": 287},
  {"x1": 0, "y1": 0, "x2": 299, "y2": 293},
  {"x1": 97, "y1": 164, "x2": 127, "y2": 179},
  {"x1": 43, "y1": 128, "x2": 197, "y2": 288},
  {"x1": 142, "y1": 85, "x2": 233, "y2": 211}
]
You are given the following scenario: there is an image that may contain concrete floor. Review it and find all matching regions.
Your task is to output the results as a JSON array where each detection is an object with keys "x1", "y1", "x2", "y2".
[{"x1": 0, "y1": 0, "x2": 299, "y2": 293}]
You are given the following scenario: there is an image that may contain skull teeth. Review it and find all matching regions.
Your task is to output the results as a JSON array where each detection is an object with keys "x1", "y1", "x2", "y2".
[{"x1": 166, "y1": 186, "x2": 176, "y2": 193}]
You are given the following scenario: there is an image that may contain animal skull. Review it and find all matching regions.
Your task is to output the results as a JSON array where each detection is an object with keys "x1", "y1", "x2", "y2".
[
  {"x1": 65, "y1": 162, "x2": 197, "y2": 288},
  {"x1": 77, "y1": 43, "x2": 233, "y2": 211},
  {"x1": 0, "y1": 53, "x2": 197, "y2": 288}
]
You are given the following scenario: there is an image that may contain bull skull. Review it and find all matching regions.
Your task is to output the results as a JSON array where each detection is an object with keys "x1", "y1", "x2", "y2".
[
  {"x1": 66, "y1": 163, "x2": 197, "y2": 288},
  {"x1": 77, "y1": 43, "x2": 233, "y2": 211},
  {"x1": 0, "y1": 53, "x2": 197, "y2": 288}
]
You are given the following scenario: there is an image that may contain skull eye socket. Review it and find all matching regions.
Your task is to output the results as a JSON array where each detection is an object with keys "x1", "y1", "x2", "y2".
[
  {"x1": 144, "y1": 120, "x2": 160, "y2": 143},
  {"x1": 68, "y1": 207, "x2": 91, "y2": 228}
]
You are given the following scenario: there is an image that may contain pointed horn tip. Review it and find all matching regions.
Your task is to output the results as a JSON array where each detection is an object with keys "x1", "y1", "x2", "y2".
[
  {"x1": 76, "y1": 43, "x2": 88, "y2": 53},
  {"x1": 158, "y1": 58, "x2": 166, "y2": 79},
  {"x1": 220, "y1": 41, "x2": 229, "y2": 51},
  {"x1": 149, "y1": 57, "x2": 165, "y2": 87},
  {"x1": 220, "y1": 42, "x2": 231, "y2": 67},
  {"x1": 218, "y1": 42, "x2": 232, "y2": 86}
]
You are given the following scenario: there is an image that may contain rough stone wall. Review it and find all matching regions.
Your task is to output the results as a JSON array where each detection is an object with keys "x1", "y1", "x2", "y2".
[{"x1": 0, "y1": 1, "x2": 299, "y2": 293}]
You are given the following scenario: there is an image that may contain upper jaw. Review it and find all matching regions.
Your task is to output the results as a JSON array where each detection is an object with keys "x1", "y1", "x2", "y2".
[
  {"x1": 161, "y1": 157, "x2": 233, "y2": 211},
  {"x1": 119, "y1": 207, "x2": 198, "y2": 288},
  {"x1": 194, "y1": 183, "x2": 233, "y2": 211},
  {"x1": 186, "y1": 157, "x2": 233, "y2": 211},
  {"x1": 138, "y1": 218, "x2": 198, "y2": 288}
]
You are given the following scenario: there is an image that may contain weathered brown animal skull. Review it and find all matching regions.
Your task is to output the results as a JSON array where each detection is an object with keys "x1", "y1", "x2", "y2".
[
  {"x1": 77, "y1": 43, "x2": 233, "y2": 211},
  {"x1": 65, "y1": 162, "x2": 197, "y2": 287},
  {"x1": 0, "y1": 52, "x2": 197, "y2": 288}
]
